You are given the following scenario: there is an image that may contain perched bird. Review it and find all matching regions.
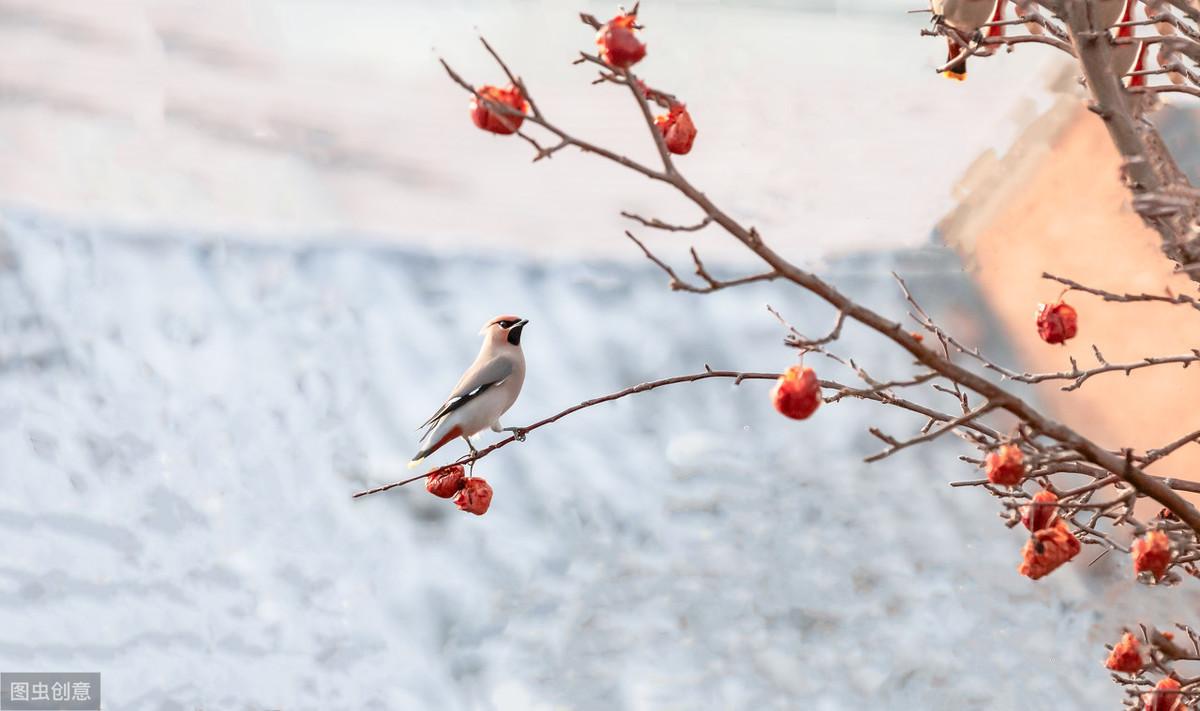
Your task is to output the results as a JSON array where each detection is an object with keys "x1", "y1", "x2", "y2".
[
  {"x1": 933, "y1": 0, "x2": 1003, "y2": 81},
  {"x1": 410, "y1": 315, "x2": 529, "y2": 466}
]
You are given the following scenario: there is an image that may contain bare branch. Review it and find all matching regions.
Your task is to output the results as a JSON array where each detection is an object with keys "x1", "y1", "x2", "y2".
[
  {"x1": 1043, "y1": 271, "x2": 1200, "y2": 312},
  {"x1": 430, "y1": 22, "x2": 1200, "y2": 538},
  {"x1": 866, "y1": 403, "x2": 996, "y2": 462},
  {"x1": 621, "y1": 211, "x2": 713, "y2": 232},
  {"x1": 627, "y1": 231, "x2": 778, "y2": 293},
  {"x1": 354, "y1": 368, "x2": 783, "y2": 498}
]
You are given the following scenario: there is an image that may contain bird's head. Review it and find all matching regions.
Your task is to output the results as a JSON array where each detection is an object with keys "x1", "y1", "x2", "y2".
[{"x1": 481, "y1": 314, "x2": 529, "y2": 347}]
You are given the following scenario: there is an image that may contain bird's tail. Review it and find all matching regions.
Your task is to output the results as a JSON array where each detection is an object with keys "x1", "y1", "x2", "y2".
[
  {"x1": 409, "y1": 420, "x2": 463, "y2": 467},
  {"x1": 944, "y1": 39, "x2": 968, "y2": 81}
]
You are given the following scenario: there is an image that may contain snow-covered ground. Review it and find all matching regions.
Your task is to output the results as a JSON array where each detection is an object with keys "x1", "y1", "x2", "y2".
[{"x1": 4, "y1": 212, "x2": 1200, "y2": 710}]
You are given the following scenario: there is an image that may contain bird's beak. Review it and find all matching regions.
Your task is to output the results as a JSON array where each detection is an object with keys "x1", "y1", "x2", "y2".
[{"x1": 507, "y1": 319, "x2": 529, "y2": 346}]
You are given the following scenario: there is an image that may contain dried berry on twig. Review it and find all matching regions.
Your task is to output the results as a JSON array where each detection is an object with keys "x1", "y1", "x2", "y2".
[
  {"x1": 1036, "y1": 301, "x2": 1078, "y2": 345},
  {"x1": 1018, "y1": 521, "x2": 1081, "y2": 580},
  {"x1": 470, "y1": 85, "x2": 529, "y2": 135},
  {"x1": 426, "y1": 464, "x2": 467, "y2": 499},
  {"x1": 771, "y1": 365, "x2": 821, "y2": 420}
]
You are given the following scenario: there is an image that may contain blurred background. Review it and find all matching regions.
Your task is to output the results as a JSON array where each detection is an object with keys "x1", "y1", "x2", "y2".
[{"x1": 3, "y1": 0, "x2": 1200, "y2": 709}]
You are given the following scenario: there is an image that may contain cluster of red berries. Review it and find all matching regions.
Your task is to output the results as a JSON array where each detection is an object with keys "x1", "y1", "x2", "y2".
[
  {"x1": 1105, "y1": 636, "x2": 1189, "y2": 711},
  {"x1": 1012, "y1": 491, "x2": 1177, "y2": 589},
  {"x1": 425, "y1": 464, "x2": 493, "y2": 516},
  {"x1": 1017, "y1": 488, "x2": 1080, "y2": 581},
  {"x1": 469, "y1": 11, "x2": 697, "y2": 155}
]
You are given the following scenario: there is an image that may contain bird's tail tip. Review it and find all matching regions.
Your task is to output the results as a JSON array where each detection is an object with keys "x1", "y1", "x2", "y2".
[{"x1": 944, "y1": 40, "x2": 968, "y2": 81}]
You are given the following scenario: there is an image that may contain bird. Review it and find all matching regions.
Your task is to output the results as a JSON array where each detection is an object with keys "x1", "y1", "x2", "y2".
[
  {"x1": 409, "y1": 315, "x2": 529, "y2": 467},
  {"x1": 932, "y1": 0, "x2": 1004, "y2": 81}
]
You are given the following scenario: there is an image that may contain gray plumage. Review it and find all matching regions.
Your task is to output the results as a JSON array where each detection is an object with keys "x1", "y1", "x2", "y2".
[{"x1": 411, "y1": 315, "x2": 528, "y2": 464}]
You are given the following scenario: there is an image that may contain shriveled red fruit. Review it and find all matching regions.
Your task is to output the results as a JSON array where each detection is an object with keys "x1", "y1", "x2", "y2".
[
  {"x1": 425, "y1": 464, "x2": 467, "y2": 499},
  {"x1": 654, "y1": 105, "x2": 697, "y2": 155},
  {"x1": 596, "y1": 14, "x2": 646, "y2": 69},
  {"x1": 1018, "y1": 520, "x2": 1081, "y2": 580},
  {"x1": 1144, "y1": 677, "x2": 1187, "y2": 711},
  {"x1": 453, "y1": 477, "x2": 493, "y2": 516},
  {"x1": 1021, "y1": 489, "x2": 1059, "y2": 532},
  {"x1": 771, "y1": 365, "x2": 821, "y2": 420},
  {"x1": 1036, "y1": 301, "x2": 1078, "y2": 344},
  {"x1": 1106, "y1": 632, "x2": 1144, "y2": 673},
  {"x1": 1133, "y1": 530, "x2": 1173, "y2": 581},
  {"x1": 985, "y1": 444, "x2": 1025, "y2": 486},
  {"x1": 469, "y1": 84, "x2": 528, "y2": 135}
]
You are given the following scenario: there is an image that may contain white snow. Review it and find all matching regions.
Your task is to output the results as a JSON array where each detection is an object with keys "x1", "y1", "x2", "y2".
[{"x1": 4, "y1": 214, "x2": 1199, "y2": 710}]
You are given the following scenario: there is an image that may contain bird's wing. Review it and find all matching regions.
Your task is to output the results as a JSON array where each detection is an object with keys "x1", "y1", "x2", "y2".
[{"x1": 417, "y1": 356, "x2": 515, "y2": 431}]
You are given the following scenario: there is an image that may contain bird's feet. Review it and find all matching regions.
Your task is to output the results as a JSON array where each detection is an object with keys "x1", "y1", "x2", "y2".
[
  {"x1": 461, "y1": 435, "x2": 479, "y2": 456},
  {"x1": 502, "y1": 427, "x2": 527, "y2": 442}
]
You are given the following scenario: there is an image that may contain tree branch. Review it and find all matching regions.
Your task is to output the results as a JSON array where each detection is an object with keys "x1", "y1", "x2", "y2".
[{"x1": 426, "y1": 22, "x2": 1200, "y2": 535}]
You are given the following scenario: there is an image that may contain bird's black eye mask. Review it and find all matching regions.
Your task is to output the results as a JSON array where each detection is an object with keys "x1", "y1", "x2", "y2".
[{"x1": 507, "y1": 322, "x2": 525, "y2": 346}]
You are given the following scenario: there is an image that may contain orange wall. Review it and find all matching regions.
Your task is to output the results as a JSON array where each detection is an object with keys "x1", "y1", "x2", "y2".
[{"x1": 950, "y1": 104, "x2": 1200, "y2": 483}]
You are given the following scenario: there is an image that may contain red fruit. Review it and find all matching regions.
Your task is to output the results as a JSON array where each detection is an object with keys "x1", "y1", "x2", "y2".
[
  {"x1": 1021, "y1": 489, "x2": 1059, "y2": 532},
  {"x1": 1018, "y1": 520, "x2": 1081, "y2": 580},
  {"x1": 425, "y1": 464, "x2": 467, "y2": 499},
  {"x1": 1144, "y1": 677, "x2": 1187, "y2": 711},
  {"x1": 1036, "y1": 301, "x2": 1078, "y2": 344},
  {"x1": 771, "y1": 365, "x2": 821, "y2": 420},
  {"x1": 469, "y1": 84, "x2": 528, "y2": 135},
  {"x1": 985, "y1": 444, "x2": 1025, "y2": 486},
  {"x1": 596, "y1": 14, "x2": 646, "y2": 69},
  {"x1": 1133, "y1": 530, "x2": 1173, "y2": 581},
  {"x1": 1106, "y1": 632, "x2": 1144, "y2": 673},
  {"x1": 654, "y1": 105, "x2": 697, "y2": 155},
  {"x1": 453, "y1": 477, "x2": 493, "y2": 516}
]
